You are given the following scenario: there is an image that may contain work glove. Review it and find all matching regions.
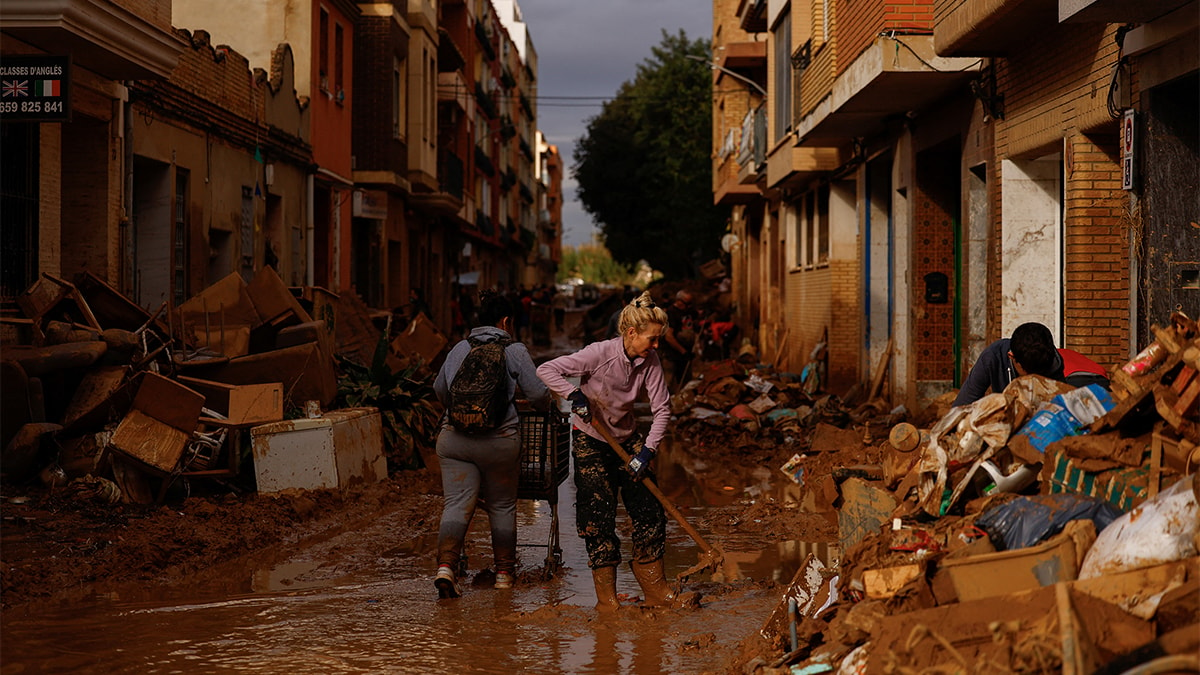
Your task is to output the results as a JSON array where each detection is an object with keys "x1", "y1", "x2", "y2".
[
  {"x1": 567, "y1": 389, "x2": 592, "y2": 422},
  {"x1": 627, "y1": 446, "x2": 656, "y2": 481}
]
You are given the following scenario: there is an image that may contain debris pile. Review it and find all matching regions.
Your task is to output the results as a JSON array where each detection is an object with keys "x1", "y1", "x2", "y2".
[
  {"x1": 1, "y1": 271, "x2": 447, "y2": 504},
  {"x1": 673, "y1": 315, "x2": 1199, "y2": 674}
]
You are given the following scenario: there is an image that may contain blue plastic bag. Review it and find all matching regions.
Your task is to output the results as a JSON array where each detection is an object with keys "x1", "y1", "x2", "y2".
[{"x1": 975, "y1": 493, "x2": 1124, "y2": 551}]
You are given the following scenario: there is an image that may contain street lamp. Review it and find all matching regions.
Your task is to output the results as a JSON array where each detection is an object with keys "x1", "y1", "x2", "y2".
[{"x1": 686, "y1": 54, "x2": 767, "y2": 97}]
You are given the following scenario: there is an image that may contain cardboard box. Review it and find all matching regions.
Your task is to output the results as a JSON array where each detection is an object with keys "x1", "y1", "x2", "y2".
[
  {"x1": 864, "y1": 564, "x2": 922, "y2": 599},
  {"x1": 390, "y1": 312, "x2": 447, "y2": 368},
  {"x1": 1044, "y1": 442, "x2": 1151, "y2": 511},
  {"x1": 939, "y1": 520, "x2": 1096, "y2": 602},
  {"x1": 178, "y1": 376, "x2": 283, "y2": 426},
  {"x1": 250, "y1": 407, "x2": 385, "y2": 492}
]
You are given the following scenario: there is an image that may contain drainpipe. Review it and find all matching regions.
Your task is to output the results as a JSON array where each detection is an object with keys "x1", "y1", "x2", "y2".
[
  {"x1": 121, "y1": 82, "x2": 135, "y2": 297},
  {"x1": 306, "y1": 174, "x2": 315, "y2": 287}
]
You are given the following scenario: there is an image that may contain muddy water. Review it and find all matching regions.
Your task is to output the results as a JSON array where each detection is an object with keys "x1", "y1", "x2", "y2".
[{"x1": 1, "y1": 436, "x2": 823, "y2": 674}]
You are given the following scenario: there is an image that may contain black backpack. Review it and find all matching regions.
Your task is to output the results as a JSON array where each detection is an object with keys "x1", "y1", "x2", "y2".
[{"x1": 447, "y1": 336, "x2": 513, "y2": 434}]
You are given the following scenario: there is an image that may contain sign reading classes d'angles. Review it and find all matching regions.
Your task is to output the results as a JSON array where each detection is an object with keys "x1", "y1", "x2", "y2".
[{"x1": 0, "y1": 55, "x2": 71, "y2": 123}]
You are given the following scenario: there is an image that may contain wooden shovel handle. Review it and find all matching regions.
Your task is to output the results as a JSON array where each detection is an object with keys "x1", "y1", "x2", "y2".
[{"x1": 587, "y1": 413, "x2": 719, "y2": 557}]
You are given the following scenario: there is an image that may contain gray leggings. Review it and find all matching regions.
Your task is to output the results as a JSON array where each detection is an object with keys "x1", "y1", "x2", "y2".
[{"x1": 435, "y1": 427, "x2": 520, "y2": 573}]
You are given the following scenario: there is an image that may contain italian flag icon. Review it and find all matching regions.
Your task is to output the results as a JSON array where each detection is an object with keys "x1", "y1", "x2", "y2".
[{"x1": 34, "y1": 80, "x2": 60, "y2": 97}]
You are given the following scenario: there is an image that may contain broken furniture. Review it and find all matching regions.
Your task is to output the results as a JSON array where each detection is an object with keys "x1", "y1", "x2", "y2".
[{"x1": 107, "y1": 372, "x2": 206, "y2": 504}]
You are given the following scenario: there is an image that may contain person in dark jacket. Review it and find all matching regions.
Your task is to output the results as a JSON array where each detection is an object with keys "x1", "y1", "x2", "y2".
[
  {"x1": 953, "y1": 321, "x2": 1109, "y2": 407},
  {"x1": 431, "y1": 290, "x2": 550, "y2": 598}
]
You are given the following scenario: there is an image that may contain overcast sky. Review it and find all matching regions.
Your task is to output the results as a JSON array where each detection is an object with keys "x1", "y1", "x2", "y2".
[{"x1": 516, "y1": 0, "x2": 712, "y2": 248}]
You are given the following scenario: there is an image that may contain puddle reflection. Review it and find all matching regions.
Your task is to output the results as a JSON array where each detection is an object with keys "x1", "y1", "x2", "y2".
[{"x1": 2, "y1": 430, "x2": 822, "y2": 674}]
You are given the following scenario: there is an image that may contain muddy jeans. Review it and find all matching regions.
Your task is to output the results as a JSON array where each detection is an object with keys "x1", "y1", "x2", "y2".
[
  {"x1": 573, "y1": 431, "x2": 666, "y2": 569},
  {"x1": 435, "y1": 428, "x2": 520, "y2": 574}
]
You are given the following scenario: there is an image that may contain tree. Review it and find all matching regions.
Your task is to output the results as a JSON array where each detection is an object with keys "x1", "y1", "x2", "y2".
[
  {"x1": 573, "y1": 30, "x2": 728, "y2": 280},
  {"x1": 559, "y1": 244, "x2": 636, "y2": 286}
]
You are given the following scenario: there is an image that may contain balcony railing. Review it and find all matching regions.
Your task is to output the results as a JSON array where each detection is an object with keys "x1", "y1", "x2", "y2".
[
  {"x1": 439, "y1": 151, "x2": 464, "y2": 200},
  {"x1": 476, "y1": 209, "x2": 494, "y2": 236},
  {"x1": 475, "y1": 81, "x2": 498, "y2": 118},
  {"x1": 474, "y1": 19, "x2": 496, "y2": 61},
  {"x1": 475, "y1": 146, "x2": 495, "y2": 176}
]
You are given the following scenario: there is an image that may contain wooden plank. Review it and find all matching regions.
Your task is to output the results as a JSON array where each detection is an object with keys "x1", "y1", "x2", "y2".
[{"x1": 1149, "y1": 424, "x2": 1163, "y2": 499}]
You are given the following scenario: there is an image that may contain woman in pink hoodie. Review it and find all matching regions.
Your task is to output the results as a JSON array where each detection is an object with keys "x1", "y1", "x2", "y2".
[{"x1": 536, "y1": 290, "x2": 676, "y2": 611}]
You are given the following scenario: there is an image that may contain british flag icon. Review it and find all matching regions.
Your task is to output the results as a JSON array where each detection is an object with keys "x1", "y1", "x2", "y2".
[{"x1": 3, "y1": 80, "x2": 29, "y2": 97}]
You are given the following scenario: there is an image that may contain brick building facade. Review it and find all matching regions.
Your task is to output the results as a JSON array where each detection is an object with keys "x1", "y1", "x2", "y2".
[
  {"x1": 2, "y1": 0, "x2": 564, "y2": 343},
  {"x1": 712, "y1": 0, "x2": 1196, "y2": 409}
]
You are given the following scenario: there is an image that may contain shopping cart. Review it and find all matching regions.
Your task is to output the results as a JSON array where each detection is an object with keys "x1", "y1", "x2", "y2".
[{"x1": 517, "y1": 406, "x2": 571, "y2": 574}]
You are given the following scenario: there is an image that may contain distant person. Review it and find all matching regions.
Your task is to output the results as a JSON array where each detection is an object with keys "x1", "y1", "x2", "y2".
[
  {"x1": 552, "y1": 290, "x2": 569, "y2": 334},
  {"x1": 431, "y1": 291, "x2": 550, "y2": 598},
  {"x1": 953, "y1": 321, "x2": 1109, "y2": 407},
  {"x1": 408, "y1": 287, "x2": 432, "y2": 323},
  {"x1": 662, "y1": 290, "x2": 696, "y2": 389},
  {"x1": 605, "y1": 288, "x2": 641, "y2": 339}
]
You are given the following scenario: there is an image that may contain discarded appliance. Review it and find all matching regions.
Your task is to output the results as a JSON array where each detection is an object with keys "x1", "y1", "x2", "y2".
[{"x1": 250, "y1": 407, "x2": 386, "y2": 492}]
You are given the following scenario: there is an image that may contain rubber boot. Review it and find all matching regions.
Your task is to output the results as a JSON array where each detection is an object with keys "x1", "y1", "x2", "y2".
[
  {"x1": 592, "y1": 565, "x2": 619, "y2": 612},
  {"x1": 631, "y1": 559, "x2": 676, "y2": 607}
]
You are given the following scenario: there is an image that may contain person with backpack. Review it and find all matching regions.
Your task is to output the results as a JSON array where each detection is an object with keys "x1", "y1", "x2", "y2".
[
  {"x1": 535, "y1": 290, "x2": 677, "y2": 611},
  {"x1": 431, "y1": 290, "x2": 550, "y2": 598}
]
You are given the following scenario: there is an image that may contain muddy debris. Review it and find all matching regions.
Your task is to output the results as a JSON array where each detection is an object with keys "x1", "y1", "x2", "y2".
[{"x1": 662, "y1": 312, "x2": 1199, "y2": 673}]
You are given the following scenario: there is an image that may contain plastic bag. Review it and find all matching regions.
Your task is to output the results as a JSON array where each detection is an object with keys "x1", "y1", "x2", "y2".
[
  {"x1": 974, "y1": 493, "x2": 1124, "y2": 551},
  {"x1": 1078, "y1": 473, "x2": 1199, "y2": 579}
]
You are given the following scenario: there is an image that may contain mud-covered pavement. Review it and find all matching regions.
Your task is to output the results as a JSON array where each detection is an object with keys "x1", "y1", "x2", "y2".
[{"x1": 0, "y1": 429, "x2": 832, "y2": 674}]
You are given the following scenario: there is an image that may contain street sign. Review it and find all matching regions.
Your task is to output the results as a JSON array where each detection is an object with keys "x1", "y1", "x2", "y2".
[
  {"x1": 1121, "y1": 109, "x2": 1135, "y2": 190},
  {"x1": 0, "y1": 55, "x2": 71, "y2": 123}
]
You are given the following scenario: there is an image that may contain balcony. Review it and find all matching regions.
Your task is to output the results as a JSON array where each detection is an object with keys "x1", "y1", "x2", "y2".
[
  {"x1": 474, "y1": 18, "x2": 496, "y2": 61},
  {"x1": 439, "y1": 72, "x2": 469, "y2": 110},
  {"x1": 795, "y1": 35, "x2": 980, "y2": 147},
  {"x1": 475, "y1": 81, "x2": 498, "y2": 118},
  {"x1": 714, "y1": 154, "x2": 761, "y2": 206},
  {"x1": 736, "y1": 0, "x2": 768, "y2": 33},
  {"x1": 476, "y1": 210, "x2": 494, "y2": 237},
  {"x1": 439, "y1": 151, "x2": 464, "y2": 201},
  {"x1": 438, "y1": 27, "x2": 466, "y2": 73},
  {"x1": 475, "y1": 146, "x2": 495, "y2": 176},
  {"x1": 1058, "y1": 0, "x2": 1192, "y2": 22},
  {"x1": 0, "y1": 0, "x2": 186, "y2": 79},
  {"x1": 719, "y1": 40, "x2": 767, "y2": 71},
  {"x1": 934, "y1": 0, "x2": 1057, "y2": 56}
]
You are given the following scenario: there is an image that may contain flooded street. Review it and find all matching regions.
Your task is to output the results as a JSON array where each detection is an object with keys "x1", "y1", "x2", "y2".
[{"x1": 1, "y1": 436, "x2": 825, "y2": 674}]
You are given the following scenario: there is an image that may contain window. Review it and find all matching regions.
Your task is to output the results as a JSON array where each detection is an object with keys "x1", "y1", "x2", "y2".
[
  {"x1": 816, "y1": 184, "x2": 829, "y2": 264},
  {"x1": 240, "y1": 185, "x2": 254, "y2": 281},
  {"x1": 427, "y1": 50, "x2": 436, "y2": 143},
  {"x1": 795, "y1": 185, "x2": 830, "y2": 268},
  {"x1": 319, "y1": 9, "x2": 329, "y2": 92},
  {"x1": 773, "y1": 10, "x2": 792, "y2": 141},
  {"x1": 334, "y1": 22, "x2": 344, "y2": 98},
  {"x1": 393, "y1": 57, "x2": 405, "y2": 138},
  {"x1": 173, "y1": 171, "x2": 189, "y2": 305},
  {"x1": 801, "y1": 192, "x2": 815, "y2": 266}
]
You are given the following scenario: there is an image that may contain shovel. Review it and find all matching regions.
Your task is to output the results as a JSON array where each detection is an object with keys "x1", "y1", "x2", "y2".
[{"x1": 587, "y1": 412, "x2": 726, "y2": 580}]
